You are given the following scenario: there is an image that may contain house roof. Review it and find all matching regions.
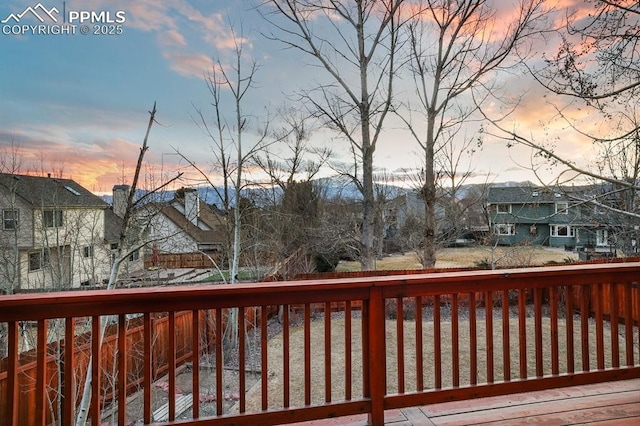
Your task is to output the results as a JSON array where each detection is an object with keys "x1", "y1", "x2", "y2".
[
  {"x1": 487, "y1": 186, "x2": 570, "y2": 204},
  {"x1": 154, "y1": 200, "x2": 226, "y2": 246},
  {"x1": 0, "y1": 173, "x2": 107, "y2": 208}
]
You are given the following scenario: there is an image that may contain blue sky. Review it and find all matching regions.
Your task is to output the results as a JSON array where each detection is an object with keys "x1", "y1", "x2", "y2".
[{"x1": 0, "y1": 0, "x2": 596, "y2": 194}]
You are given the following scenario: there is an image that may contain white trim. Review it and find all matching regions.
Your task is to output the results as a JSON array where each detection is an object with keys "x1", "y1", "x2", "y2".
[
  {"x1": 555, "y1": 202, "x2": 569, "y2": 215},
  {"x1": 496, "y1": 204, "x2": 511, "y2": 214},
  {"x1": 550, "y1": 225, "x2": 575, "y2": 237},
  {"x1": 495, "y1": 224, "x2": 515, "y2": 235}
]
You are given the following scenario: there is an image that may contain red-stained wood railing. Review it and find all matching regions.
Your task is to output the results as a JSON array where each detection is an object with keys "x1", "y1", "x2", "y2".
[{"x1": 0, "y1": 262, "x2": 639, "y2": 425}]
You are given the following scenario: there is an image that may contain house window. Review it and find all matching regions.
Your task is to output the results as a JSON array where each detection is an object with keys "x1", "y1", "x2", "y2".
[
  {"x1": 43, "y1": 210, "x2": 63, "y2": 228},
  {"x1": 551, "y1": 225, "x2": 575, "y2": 237},
  {"x1": 496, "y1": 204, "x2": 511, "y2": 214},
  {"x1": 83, "y1": 245, "x2": 94, "y2": 258},
  {"x1": 28, "y1": 250, "x2": 50, "y2": 272},
  {"x1": 129, "y1": 249, "x2": 139, "y2": 262},
  {"x1": 555, "y1": 202, "x2": 568, "y2": 215},
  {"x1": 596, "y1": 229, "x2": 609, "y2": 246},
  {"x1": 2, "y1": 209, "x2": 19, "y2": 230},
  {"x1": 495, "y1": 224, "x2": 515, "y2": 235}
]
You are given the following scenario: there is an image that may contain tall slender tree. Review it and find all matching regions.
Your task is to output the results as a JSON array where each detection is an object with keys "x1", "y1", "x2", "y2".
[
  {"x1": 399, "y1": 0, "x2": 549, "y2": 266},
  {"x1": 261, "y1": 0, "x2": 406, "y2": 269}
]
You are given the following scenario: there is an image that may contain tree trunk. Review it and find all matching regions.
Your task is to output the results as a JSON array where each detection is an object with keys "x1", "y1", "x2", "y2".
[{"x1": 422, "y1": 111, "x2": 437, "y2": 268}]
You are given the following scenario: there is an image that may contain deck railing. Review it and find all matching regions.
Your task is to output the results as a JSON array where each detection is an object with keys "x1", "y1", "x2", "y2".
[{"x1": 1, "y1": 262, "x2": 639, "y2": 425}]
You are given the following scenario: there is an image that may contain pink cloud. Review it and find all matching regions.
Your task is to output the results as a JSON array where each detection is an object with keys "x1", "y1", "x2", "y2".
[{"x1": 162, "y1": 51, "x2": 213, "y2": 78}]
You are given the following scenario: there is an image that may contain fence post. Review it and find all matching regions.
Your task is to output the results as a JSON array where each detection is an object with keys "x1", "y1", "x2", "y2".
[{"x1": 367, "y1": 285, "x2": 385, "y2": 425}]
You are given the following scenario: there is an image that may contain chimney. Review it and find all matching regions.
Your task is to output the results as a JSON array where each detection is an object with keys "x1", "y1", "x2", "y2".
[
  {"x1": 112, "y1": 185, "x2": 130, "y2": 218},
  {"x1": 183, "y1": 188, "x2": 200, "y2": 226}
]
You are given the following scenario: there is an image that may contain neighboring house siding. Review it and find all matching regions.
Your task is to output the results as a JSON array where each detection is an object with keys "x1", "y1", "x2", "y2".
[
  {"x1": 139, "y1": 191, "x2": 226, "y2": 258},
  {"x1": 147, "y1": 210, "x2": 199, "y2": 254},
  {"x1": 0, "y1": 197, "x2": 34, "y2": 248}
]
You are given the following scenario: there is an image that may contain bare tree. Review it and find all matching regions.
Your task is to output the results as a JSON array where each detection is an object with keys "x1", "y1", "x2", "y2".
[
  {"x1": 75, "y1": 103, "x2": 182, "y2": 425},
  {"x1": 261, "y1": 0, "x2": 406, "y2": 270},
  {"x1": 398, "y1": 0, "x2": 550, "y2": 267},
  {"x1": 188, "y1": 25, "x2": 273, "y2": 287},
  {"x1": 252, "y1": 107, "x2": 334, "y2": 272}
]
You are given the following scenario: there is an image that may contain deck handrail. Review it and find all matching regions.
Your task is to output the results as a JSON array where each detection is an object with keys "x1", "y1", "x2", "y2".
[{"x1": 1, "y1": 262, "x2": 639, "y2": 425}]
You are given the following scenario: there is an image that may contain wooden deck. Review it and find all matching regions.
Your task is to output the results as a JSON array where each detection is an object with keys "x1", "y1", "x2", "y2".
[{"x1": 293, "y1": 379, "x2": 640, "y2": 425}]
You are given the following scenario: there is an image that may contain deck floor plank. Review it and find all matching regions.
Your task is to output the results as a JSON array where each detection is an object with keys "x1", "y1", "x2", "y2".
[
  {"x1": 290, "y1": 379, "x2": 640, "y2": 425},
  {"x1": 424, "y1": 380, "x2": 639, "y2": 426}
]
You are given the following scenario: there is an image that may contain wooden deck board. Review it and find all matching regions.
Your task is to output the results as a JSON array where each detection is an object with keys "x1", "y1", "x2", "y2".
[
  {"x1": 425, "y1": 379, "x2": 640, "y2": 426},
  {"x1": 290, "y1": 379, "x2": 640, "y2": 425}
]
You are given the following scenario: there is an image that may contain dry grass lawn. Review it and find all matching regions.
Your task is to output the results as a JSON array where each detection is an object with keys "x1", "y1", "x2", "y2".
[{"x1": 337, "y1": 246, "x2": 578, "y2": 271}]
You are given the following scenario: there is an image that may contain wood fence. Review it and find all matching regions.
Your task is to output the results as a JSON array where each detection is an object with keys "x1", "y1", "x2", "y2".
[
  {"x1": 0, "y1": 308, "x2": 258, "y2": 425},
  {"x1": 144, "y1": 251, "x2": 220, "y2": 269}
]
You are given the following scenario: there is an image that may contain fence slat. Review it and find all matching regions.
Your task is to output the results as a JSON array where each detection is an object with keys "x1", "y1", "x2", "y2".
[
  {"x1": 581, "y1": 285, "x2": 590, "y2": 371},
  {"x1": 239, "y1": 307, "x2": 247, "y2": 413},
  {"x1": 502, "y1": 291, "x2": 511, "y2": 381},
  {"x1": 325, "y1": 302, "x2": 332, "y2": 402},
  {"x1": 415, "y1": 296, "x2": 424, "y2": 392},
  {"x1": 396, "y1": 298, "x2": 405, "y2": 394},
  {"x1": 596, "y1": 284, "x2": 605, "y2": 369},
  {"x1": 304, "y1": 304, "x2": 311, "y2": 405},
  {"x1": 144, "y1": 313, "x2": 152, "y2": 423},
  {"x1": 63, "y1": 318, "x2": 74, "y2": 424},
  {"x1": 282, "y1": 305, "x2": 289, "y2": 408},
  {"x1": 519, "y1": 289, "x2": 527, "y2": 379},
  {"x1": 624, "y1": 284, "x2": 634, "y2": 366},
  {"x1": 611, "y1": 283, "x2": 620, "y2": 368},
  {"x1": 91, "y1": 316, "x2": 101, "y2": 425},
  {"x1": 192, "y1": 310, "x2": 200, "y2": 419},
  {"x1": 118, "y1": 314, "x2": 127, "y2": 425},
  {"x1": 566, "y1": 285, "x2": 575, "y2": 373},
  {"x1": 534, "y1": 288, "x2": 543, "y2": 378},
  {"x1": 35, "y1": 319, "x2": 46, "y2": 426},
  {"x1": 486, "y1": 291, "x2": 494, "y2": 383},
  {"x1": 470, "y1": 292, "x2": 477, "y2": 385},
  {"x1": 168, "y1": 312, "x2": 176, "y2": 421},
  {"x1": 434, "y1": 295, "x2": 442, "y2": 389},
  {"x1": 452, "y1": 294, "x2": 459, "y2": 387},
  {"x1": 550, "y1": 287, "x2": 559, "y2": 375},
  {"x1": 6, "y1": 321, "x2": 19, "y2": 426},
  {"x1": 216, "y1": 308, "x2": 223, "y2": 415},
  {"x1": 345, "y1": 301, "x2": 353, "y2": 400}
]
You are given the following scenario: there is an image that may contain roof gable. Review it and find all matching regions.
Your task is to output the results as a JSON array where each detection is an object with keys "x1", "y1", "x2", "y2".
[{"x1": 153, "y1": 201, "x2": 225, "y2": 245}]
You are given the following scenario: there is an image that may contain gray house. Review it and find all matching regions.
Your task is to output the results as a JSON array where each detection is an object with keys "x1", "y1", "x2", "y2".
[
  {"x1": 487, "y1": 185, "x2": 616, "y2": 250},
  {"x1": 0, "y1": 173, "x2": 139, "y2": 291}
]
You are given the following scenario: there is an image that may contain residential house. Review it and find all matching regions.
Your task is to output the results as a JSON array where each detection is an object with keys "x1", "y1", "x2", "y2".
[
  {"x1": 137, "y1": 188, "x2": 226, "y2": 267},
  {"x1": 0, "y1": 173, "x2": 139, "y2": 292},
  {"x1": 487, "y1": 185, "x2": 627, "y2": 250}
]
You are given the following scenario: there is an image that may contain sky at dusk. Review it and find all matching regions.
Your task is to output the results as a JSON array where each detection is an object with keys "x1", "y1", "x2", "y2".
[{"x1": 0, "y1": 0, "x2": 600, "y2": 195}]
